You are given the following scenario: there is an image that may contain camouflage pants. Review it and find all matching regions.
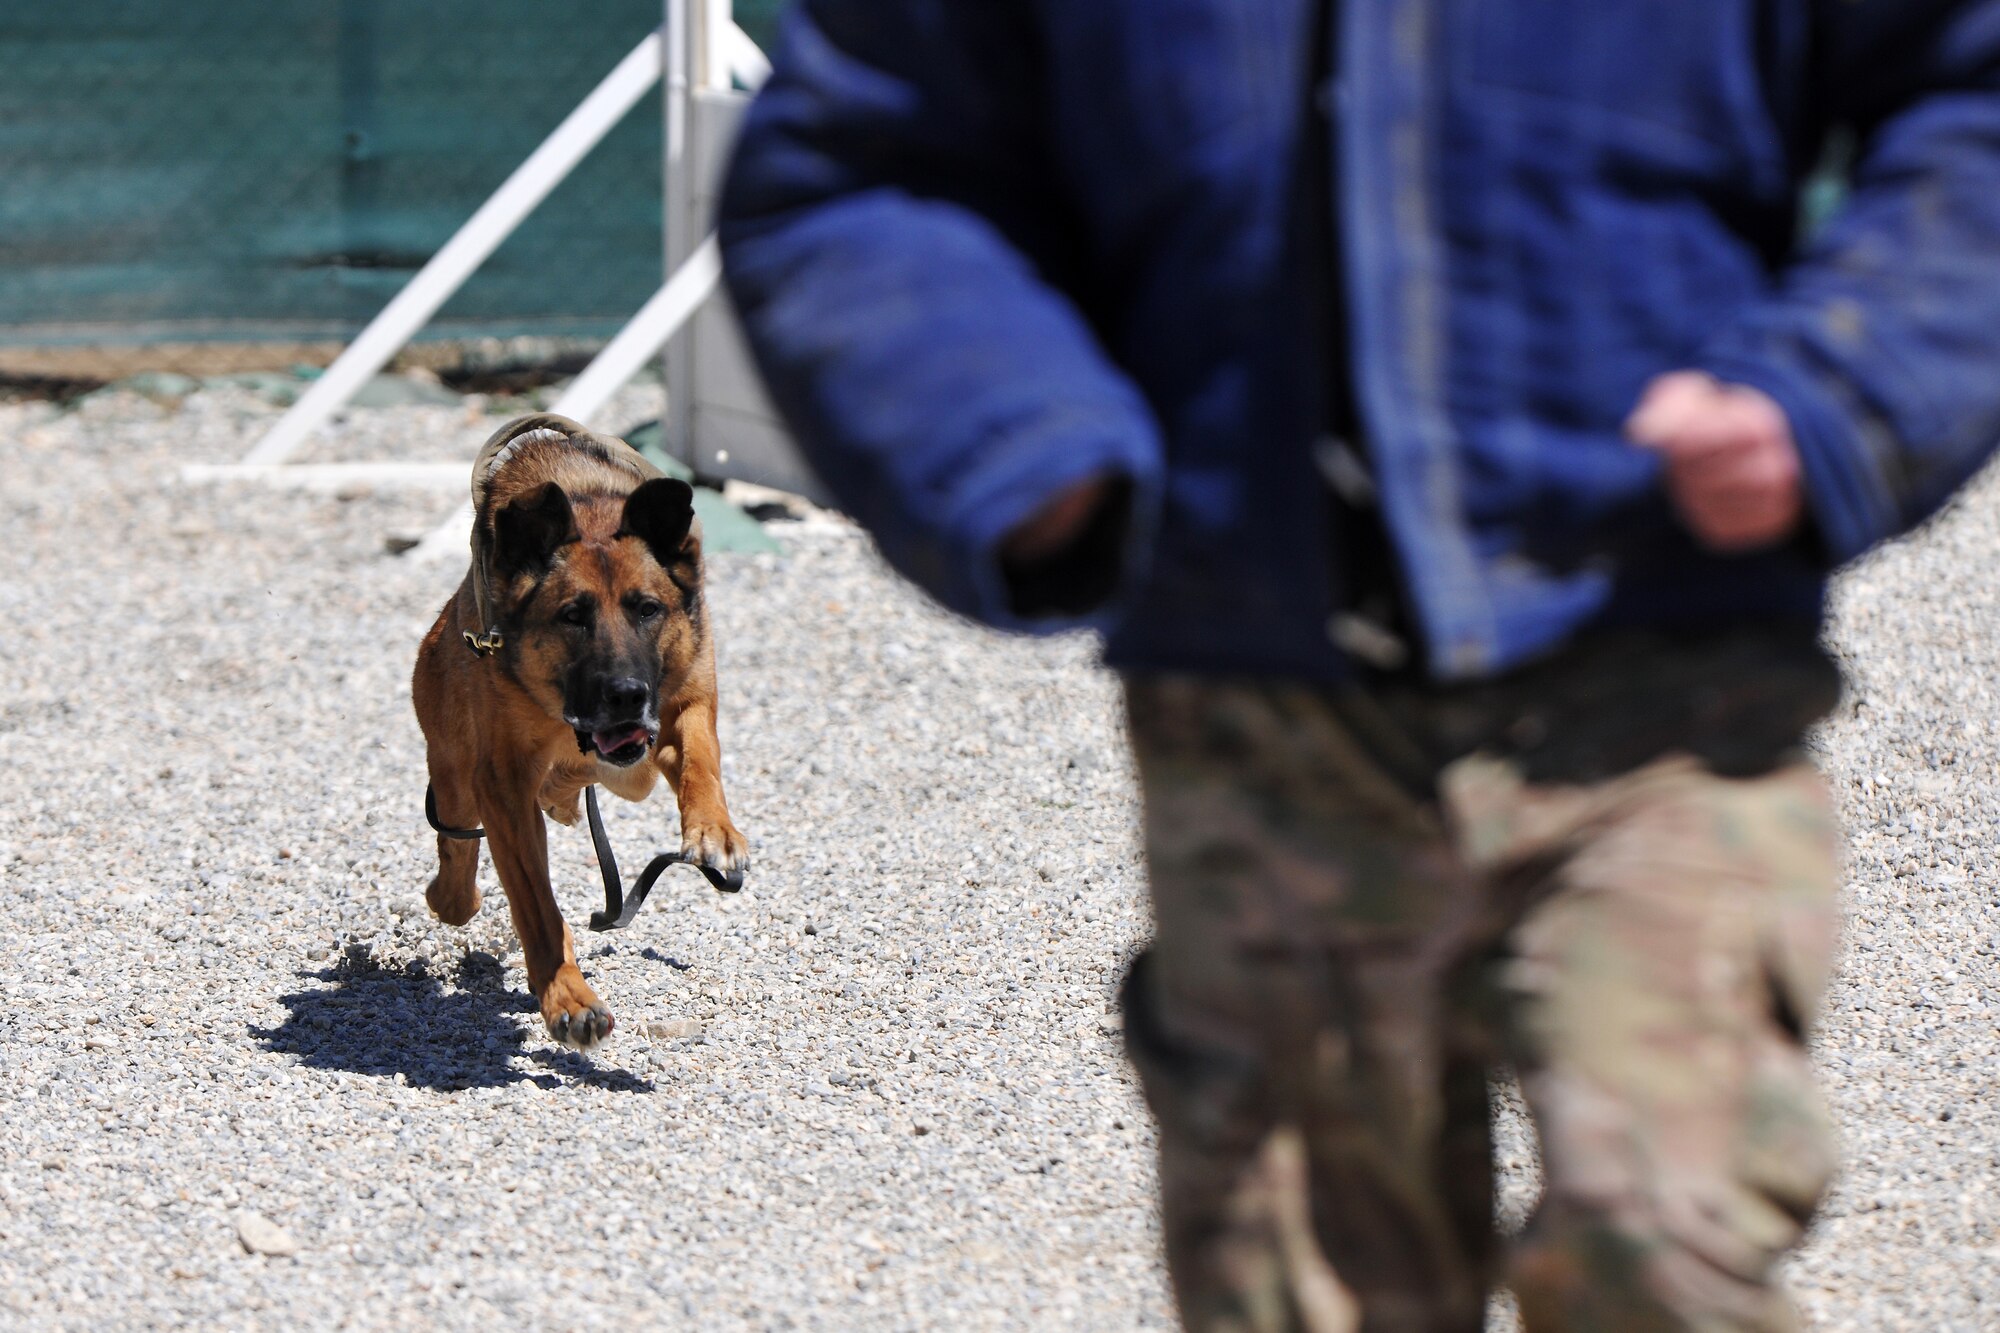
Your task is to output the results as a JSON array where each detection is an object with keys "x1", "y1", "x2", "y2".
[{"x1": 1122, "y1": 630, "x2": 1845, "y2": 1333}]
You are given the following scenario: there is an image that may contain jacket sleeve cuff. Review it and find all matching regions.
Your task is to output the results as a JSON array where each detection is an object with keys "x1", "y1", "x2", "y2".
[
  {"x1": 938, "y1": 425, "x2": 1164, "y2": 637},
  {"x1": 1695, "y1": 345, "x2": 1902, "y2": 565}
]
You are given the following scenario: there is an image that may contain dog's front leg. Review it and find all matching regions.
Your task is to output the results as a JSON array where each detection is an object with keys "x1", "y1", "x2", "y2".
[
  {"x1": 658, "y1": 695, "x2": 750, "y2": 889},
  {"x1": 479, "y1": 757, "x2": 614, "y2": 1048}
]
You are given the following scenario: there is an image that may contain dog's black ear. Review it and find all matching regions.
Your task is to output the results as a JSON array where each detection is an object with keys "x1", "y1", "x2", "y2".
[
  {"x1": 493, "y1": 482, "x2": 577, "y2": 577},
  {"x1": 620, "y1": 478, "x2": 697, "y2": 564}
]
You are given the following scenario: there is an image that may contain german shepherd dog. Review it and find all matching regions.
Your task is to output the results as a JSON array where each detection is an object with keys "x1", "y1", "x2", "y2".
[{"x1": 413, "y1": 415, "x2": 748, "y2": 1048}]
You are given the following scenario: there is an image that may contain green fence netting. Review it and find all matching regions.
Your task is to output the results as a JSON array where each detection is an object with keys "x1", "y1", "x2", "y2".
[{"x1": 0, "y1": 1, "x2": 789, "y2": 349}]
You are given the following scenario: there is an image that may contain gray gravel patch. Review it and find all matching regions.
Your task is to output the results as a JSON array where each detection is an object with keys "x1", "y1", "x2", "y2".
[
  {"x1": 0, "y1": 386, "x2": 1164, "y2": 1331},
  {"x1": 1786, "y1": 465, "x2": 2000, "y2": 1330},
  {"x1": 0, "y1": 386, "x2": 1995, "y2": 1329}
]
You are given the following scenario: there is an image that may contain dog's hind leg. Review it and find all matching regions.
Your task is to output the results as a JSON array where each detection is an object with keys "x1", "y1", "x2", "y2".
[
  {"x1": 413, "y1": 606, "x2": 484, "y2": 927},
  {"x1": 423, "y1": 757, "x2": 485, "y2": 927}
]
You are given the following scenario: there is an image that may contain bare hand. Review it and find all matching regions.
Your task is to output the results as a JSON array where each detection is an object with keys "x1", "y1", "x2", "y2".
[
  {"x1": 1626, "y1": 371, "x2": 1805, "y2": 552},
  {"x1": 1001, "y1": 477, "x2": 1113, "y2": 564}
]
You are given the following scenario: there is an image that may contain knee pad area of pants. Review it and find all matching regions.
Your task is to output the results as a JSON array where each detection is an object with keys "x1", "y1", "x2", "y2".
[{"x1": 1120, "y1": 951, "x2": 1272, "y2": 1146}]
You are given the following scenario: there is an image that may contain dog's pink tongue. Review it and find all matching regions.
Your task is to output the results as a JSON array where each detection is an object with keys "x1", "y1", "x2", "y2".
[{"x1": 593, "y1": 726, "x2": 650, "y2": 754}]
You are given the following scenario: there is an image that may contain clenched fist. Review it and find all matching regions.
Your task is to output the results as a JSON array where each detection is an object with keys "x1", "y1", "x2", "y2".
[
  {"x1": 1001, "y1": 475, "x2": 1115, "y2": 564},
  {"x1": 1626, "y1": 371, "x2": 1805, "y2": 552}
]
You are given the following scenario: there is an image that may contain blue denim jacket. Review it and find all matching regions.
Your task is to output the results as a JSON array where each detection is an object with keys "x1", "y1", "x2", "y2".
[{"x1": 719, "y1": 0, "x2": 2000, "y2": 681}]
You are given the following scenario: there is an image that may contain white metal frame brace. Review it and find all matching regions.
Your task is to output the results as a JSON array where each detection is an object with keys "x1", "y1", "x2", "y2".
[
  {"x1": 185, "y1": 3, "x2": 764, "y2": 519},
  {"x1": 402, "y1": 237, "x2": 721, "y2": 561},
  {"x1": 242, "y1": 30, "x2": 667, "y2": 470}
]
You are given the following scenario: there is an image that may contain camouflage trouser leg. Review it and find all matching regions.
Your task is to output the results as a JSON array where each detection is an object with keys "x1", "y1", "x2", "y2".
[{"x1": 1122, "y1": 675, "x2": 1841, "y2": 1333}]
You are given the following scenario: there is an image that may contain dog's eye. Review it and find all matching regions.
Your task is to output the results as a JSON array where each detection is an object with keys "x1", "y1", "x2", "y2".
[
  {"x1": 633, "y1": 599, "x2": 665, "y2": 621},
  {"x1": 557, "y1": 604, "x2": 591, "y2": 627}
]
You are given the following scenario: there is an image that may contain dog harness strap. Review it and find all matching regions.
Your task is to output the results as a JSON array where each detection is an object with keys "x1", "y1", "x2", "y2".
[
  {"x1": 585, "y1": 784, "x2": 740, "y2": 932},
  {"x1": 425, "y1": 784, "x2": 485, "y2": 840}
]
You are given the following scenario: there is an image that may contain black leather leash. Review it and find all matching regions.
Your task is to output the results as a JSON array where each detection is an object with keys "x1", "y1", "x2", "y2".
[
  {"x1": 424, "y1": 782, "x2": 738, "y2": 932},
  {"x1": 580, "y1": 784, "x2": 740, "y2": 929}
]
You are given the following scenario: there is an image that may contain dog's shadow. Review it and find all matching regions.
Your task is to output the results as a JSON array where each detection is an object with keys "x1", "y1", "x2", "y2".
[{"x1": 252, "y1": 944, "x2": 652, "y2": 1093}]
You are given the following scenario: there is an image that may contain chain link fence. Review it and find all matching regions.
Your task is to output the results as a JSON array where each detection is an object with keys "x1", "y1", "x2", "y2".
[{"x1": 0, "y1": 0, "x2": 786, "y2": 398}]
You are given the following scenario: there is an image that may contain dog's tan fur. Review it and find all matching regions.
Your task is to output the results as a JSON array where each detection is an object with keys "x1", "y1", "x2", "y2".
[{"x1": 412, "y1": 420, "x2": 746, "y2": 1048}]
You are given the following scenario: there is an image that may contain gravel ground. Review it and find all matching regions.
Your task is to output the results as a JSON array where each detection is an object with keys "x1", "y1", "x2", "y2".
[{"x1": 0, "y1": 385, "x2": 1995, "y2": 1330}]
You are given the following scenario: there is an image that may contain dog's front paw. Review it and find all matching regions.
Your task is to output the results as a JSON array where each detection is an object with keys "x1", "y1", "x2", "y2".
[
  {"x1": 682, "y1": 815, "x2": 750, "y2": 892},
  {"x1": 539, "y1": 965, "x2": 614, "y2": 1049}
]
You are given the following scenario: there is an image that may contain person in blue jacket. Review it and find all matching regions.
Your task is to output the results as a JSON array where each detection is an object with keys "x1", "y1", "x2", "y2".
[{"x1": 719, "y1": 2, "x2": 2000, "y2": 1328}]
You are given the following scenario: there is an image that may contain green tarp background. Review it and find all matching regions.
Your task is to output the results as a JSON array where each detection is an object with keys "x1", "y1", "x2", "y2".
[{"x1": 0, "y1": 1, "x2": 788, "y2": 347}]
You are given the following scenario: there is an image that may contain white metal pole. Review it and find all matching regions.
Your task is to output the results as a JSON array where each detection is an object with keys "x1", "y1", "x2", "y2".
[
  {"x1": 179, "y1": 461, "x2": 466, "y2": 489},
  {"x1": 701, "y1": 0, "x2": 733, "y2": 91},
  {"x1": 547, "y1": 235, "x2": 722, "y2": 428},
  {"x1": 663, "y1": 0, "x2": 697, "y2": 467},
  {"x1": 240, "y1": 30, "x2": 667, "y2": 467}
]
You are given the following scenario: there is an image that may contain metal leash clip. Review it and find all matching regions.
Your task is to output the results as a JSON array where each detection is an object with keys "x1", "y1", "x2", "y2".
[{"x1": 461, "y1": 628, "x2": 505, "y2": 657}]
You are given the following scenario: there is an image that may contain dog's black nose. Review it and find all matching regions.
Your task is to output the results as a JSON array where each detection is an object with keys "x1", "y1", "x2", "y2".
[{"x1": 601, "y1": 677, "x2": 649, "y2": 715}]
